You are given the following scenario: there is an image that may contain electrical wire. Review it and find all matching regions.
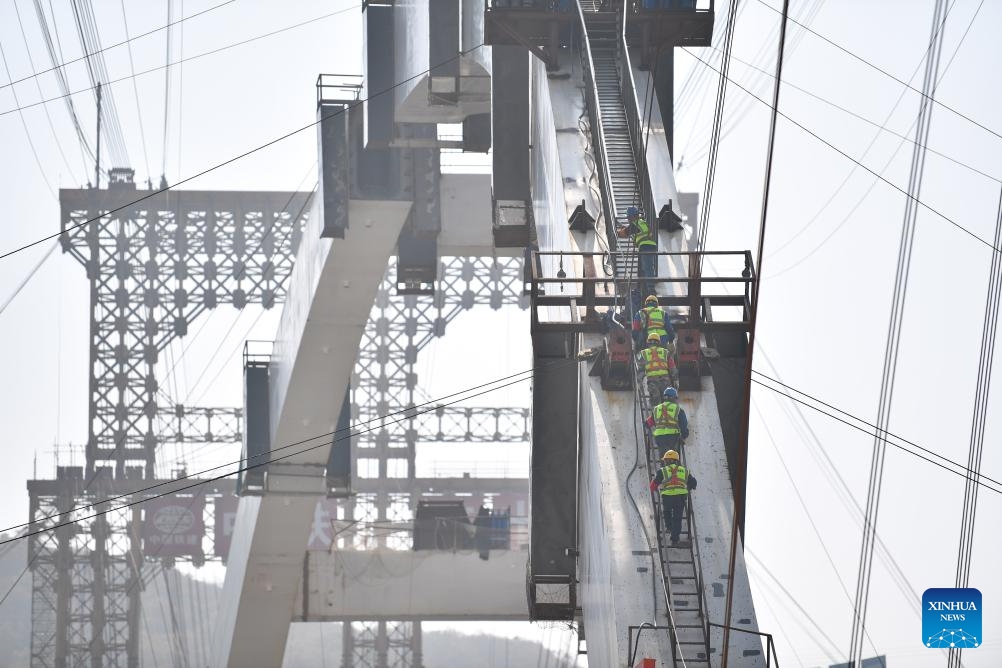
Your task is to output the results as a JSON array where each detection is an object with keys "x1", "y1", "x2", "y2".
[
  {"x1": 948, "y1": 184, "x2": 1002, "y2": 668},
  {"x1": 1, "y1": 0, "x2": 234, "y2": 92},
  {"x1": 10, "y1": 0, "x2": 81, "y2": 180},
  {"x1": 850, "y1": 2, "x2": 948, "y2": 662},
  {"x1": 695, "y1": 0, "x2": 741, "y2": 254},
  {"x1": 707, "y1": 42, "x2": 999, "y2": 184},
  {"x1": 755, "y1": 346, "x2": 937, "y2": 630},
  {"x1": 680, "y1": 0, "x2": 827, "y2": 172},
  {"x1": 750, "y1": 370, "x2": 1002, "y2": 492},
  {"x1": 0, "y1": 357, "x2": 575, "y2": 545},
  {"x1": 0, "y1": 240, "x2": 58, "y2": 318},
  {"x1": 0, "y1": 37, "x2": 57, "y2": 195},
  {"x1": 754, "y1": 0, "x2": 1001, "y2": 141},
  {"x1": 745, "y1": 551, "x2": 843, "y2": 664},
  {"x1": 119, "y1": 0, "x2": 151, "y2": 180},
  {"x1": 70, "y1": 0, "x2": 130, "y2": 168},
  {"x1": 0, "y1": 41, "x2": 484, "y2": 261},
  {"x1": 0, "y1": 3, "x2": 364, "y2": 121},
  {"x1": 162, "y1": 0, "x2": 174, "y2": 179},
  {"x1": 678, "y1": 46, "x2": 1000, "y2": 255},
  {"x1": 32, "y1": 0, "x2": 96, "y2": 174},
  {"x1": 751, "y1": 397, "x2": 882, "y2": 660},
  {"x1": 765, "y1": 0, "x2": 984, "y2": 278}
]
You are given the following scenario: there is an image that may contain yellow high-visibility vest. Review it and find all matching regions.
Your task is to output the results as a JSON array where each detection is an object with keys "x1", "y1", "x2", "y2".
[
  {"x1": 652, "y1": 401, "x2": 680, "y2": 436},
  {"x1": 642, "y1": 306, "x2": 667, "y2": 338},
  {"x1": 659, "y1": 464, "x2": 689, "y2": 496},
  {"x1": 641, "y1": 346, "x2": 670, "y2": 377},
  {"x1": 632, "y1": 218, "x2": 656, "y2": 248}
]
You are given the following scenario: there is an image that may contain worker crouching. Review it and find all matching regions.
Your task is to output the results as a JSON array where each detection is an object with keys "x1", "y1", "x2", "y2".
[
  {"x1": 649, "y1": 450, "x2": 697, "y2": 546},
  {"x1": 646, "y1": 387, "x2": 689, "y2": 457}
]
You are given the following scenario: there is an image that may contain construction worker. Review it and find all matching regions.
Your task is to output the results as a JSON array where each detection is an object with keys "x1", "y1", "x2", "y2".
[
  {"x1": 645, "y1": 387, "x2": 688, "y2": 456},
  {"x1": 616, "y1": 206, "x2": 657, "y2": 294},
  {"x1": 633, "y1": 294, "x2": 676, "y2": 350},
  {"x1": 640, "y1": 332, "x2": 677, "y2": 401},
  {"x1": 649, "y1": 450, "x2": 697, "y2": 546}
]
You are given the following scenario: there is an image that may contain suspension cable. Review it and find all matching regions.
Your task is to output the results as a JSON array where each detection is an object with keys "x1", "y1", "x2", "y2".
[
  {"x1": 849, "y1": 1, "x2": 948, "y2": 662},
  {"x1": 722, "y1": 0, "x2": 791, "y2": 664}
]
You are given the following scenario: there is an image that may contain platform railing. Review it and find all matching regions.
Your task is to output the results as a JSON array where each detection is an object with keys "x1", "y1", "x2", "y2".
[
  {"x1": 528, "y1": 250, "x2": 754, "y2": 331},
  {"x1": 628, "y1": 624, "x2": 779, "y2": 667},
  {"x1": 708, "y1": 622, "x2": 780, "y2": 667},
  {"x1": 316, "y1": 73, "x2": 363, "y2": 108}
]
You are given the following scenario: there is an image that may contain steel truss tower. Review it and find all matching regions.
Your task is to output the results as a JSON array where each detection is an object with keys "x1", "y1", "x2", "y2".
[
  {"x1": 341, "y1": 256, "x2": 528, "y2": 668},
  {"x1": 28, "y1": 179, "x2": 308, "y2": 668}
]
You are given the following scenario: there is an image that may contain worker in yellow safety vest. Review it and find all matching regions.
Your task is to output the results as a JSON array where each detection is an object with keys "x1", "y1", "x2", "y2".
[
  {"x1": 633, "y1": 295, "x2": 676, "y2": 351},
  {"x1": 645, "y1": 387, "x2": 689, "y2": 457},
  {"x1": 649, "y1": 450, "x2": 697, "y2": 545},
  {"x1": 616, "y1": 206, "x2": 657, "y2": 295},
  {"x1": 640, "y1": 332, "x2": 678, "y2": 401}
]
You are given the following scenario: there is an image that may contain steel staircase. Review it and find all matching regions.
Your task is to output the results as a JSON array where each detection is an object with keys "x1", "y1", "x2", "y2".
[
  {"x1": 579, "y1": 4, "x2": 713, "y2": 665},
  {"x1": 582, "y1": 9, "x2": 641, "y2": 282},
  {"x1": 634, "y1": 356, "x2": 712, "y2": 666}
]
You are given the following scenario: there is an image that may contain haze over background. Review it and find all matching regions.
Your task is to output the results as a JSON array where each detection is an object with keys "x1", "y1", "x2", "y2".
[{"x1": 1, "y1": 0, "x2": 1000, "y2": 665}]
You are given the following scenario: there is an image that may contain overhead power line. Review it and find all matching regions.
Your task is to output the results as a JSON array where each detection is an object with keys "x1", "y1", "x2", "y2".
[
  {"x1": 764, "y1": 0, "x2": 986, "y2": 276},
  {"x1": 850, "y1": 2, "x2": 948, "y2": 662},
  {"x1": 0, "y1": 356, "x2": 551, "y2": 545},
  {"x1": 0, "y1": 240, "x2": 59, "y2": 318},
  {"x1": 709, "y1": 44, "x2": 1000, "y2": 183},
  {"x1": 0, "y1": 37, "x2": 57, "y2": 195},
  {"x1": 754, "y1": 0, "x2": 1000, "y2": 141},
  {"x1": 0, "y1": 40, "x2": 481, "y2": 261},
  {"x1": 949, "y1": 184, "x2": 1002, "y2": 668},
  {"x1": 0, "y1": 359, "x2": 546, "y2": 609},
  {"x1": 0, "y1": 3, "x2": 362, "y2": 120},
  {"x1": 679, "y1": 47, "x2": 1001, "y2": 254},
  {"x1": 0, "y1": 0, "x2": 234, "y2": 92},
  {"x1": 750, "y1": 372, "x2": 1002, "y2": 493}
]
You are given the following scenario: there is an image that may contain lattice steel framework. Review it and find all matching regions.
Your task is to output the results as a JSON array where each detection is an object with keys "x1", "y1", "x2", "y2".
[
  {"x1": 343, "y1": 622, "x2": 422, "y2": 668},
  {"x1": 28, "y1": 183, "x2": 309, "y2": 668},
  {"x1": 59, "y1": 185, "x2": 309, "y2": 477},
  {"x1": 342, "y1": 256, "x2": 527, "y2": 667}
]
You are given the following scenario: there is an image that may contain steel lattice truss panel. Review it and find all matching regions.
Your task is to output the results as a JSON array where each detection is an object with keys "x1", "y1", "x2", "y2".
[
  {"x1": 352, "y1": 256, "x2": 528, "y2": 450},
  {"x1": 59, "y1": 187, "x2": 311, "y2": 477},
  {"x1": 343, "y1": 621, "x2": 421, "y2": 668},
  {"x1": 27, "y1": 487, "x2": 139, "y2": 668}
]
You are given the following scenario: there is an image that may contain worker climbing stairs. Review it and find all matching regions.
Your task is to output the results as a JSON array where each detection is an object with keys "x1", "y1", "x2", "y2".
[
  {"x1": 579, "y1": 3, "x2": 714, "y2": 665},
  {"x1": 634, "y1": 350, "x2": 712, "y2": 666}
]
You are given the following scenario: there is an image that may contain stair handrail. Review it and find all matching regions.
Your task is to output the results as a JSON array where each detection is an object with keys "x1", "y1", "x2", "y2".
[
  {"x1": 631, "y1": 351, "x2": 690, "y2": 667},
  {"x1": 574, "y1": 1, "x2": 619, "y2": 254},
  {"x1": 617, "y1": 1, "x2": 659, "y2": 238}
]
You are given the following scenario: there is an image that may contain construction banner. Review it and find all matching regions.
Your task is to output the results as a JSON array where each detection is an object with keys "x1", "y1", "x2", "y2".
[
  {"x1": 214, "y1": 494, "x2": 240, "y2": 560},
  {"x1": 142, "y1": 494, "x2": 206, "y2": 558}
]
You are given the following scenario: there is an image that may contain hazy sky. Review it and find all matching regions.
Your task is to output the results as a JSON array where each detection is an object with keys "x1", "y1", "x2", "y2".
[{"x1": 1, "y1": 0, "x2": 1001, "y2": 666}]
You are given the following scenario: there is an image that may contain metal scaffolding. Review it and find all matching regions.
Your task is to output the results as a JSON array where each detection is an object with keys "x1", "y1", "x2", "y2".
[
  {"x1": 28, "y1": 182, "x2": 308, "y2": 668},
  {"x1": 341, "y1": 256, "x2": 527, "y2": 667},
  {"x1": 31, "y1": 180, "x2": 528, "y2": 668}
]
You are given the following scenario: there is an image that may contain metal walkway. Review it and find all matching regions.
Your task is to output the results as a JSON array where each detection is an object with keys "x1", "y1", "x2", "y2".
[{"x1": 581, "y1": 5, "x2": 713, "y2": 665}]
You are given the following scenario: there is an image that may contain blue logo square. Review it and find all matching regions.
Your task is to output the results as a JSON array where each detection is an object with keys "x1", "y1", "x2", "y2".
[{"x1": 923, "y1": 588, "x2": 982, "y2": 649}]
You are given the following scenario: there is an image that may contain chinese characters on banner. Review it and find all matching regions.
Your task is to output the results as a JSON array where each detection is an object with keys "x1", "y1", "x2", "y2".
[
  {"x1": 142, "y1": 495, "x2": 206, "y2": 558},
  {"x1": 214, "y1": 494, "x2": 240, "y2": 561}
]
